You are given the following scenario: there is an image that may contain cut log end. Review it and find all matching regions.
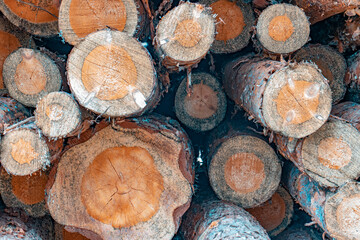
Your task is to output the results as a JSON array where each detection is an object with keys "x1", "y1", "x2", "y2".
[
  {"x1": 209, "y1": 135, "x2": 281, "y2": 208},
  {"x1": 35, "y1": 92, "x2": 81, "y2": 138},
  {"x1": 256, "y1": 3, "x2": 310, "y2": 54},
  {"x1": 262, "y1": 63, "x2": 332, "y2": 138},
  {"x1": 175, "y1": 72, "x2": 226, "y2": 131}
]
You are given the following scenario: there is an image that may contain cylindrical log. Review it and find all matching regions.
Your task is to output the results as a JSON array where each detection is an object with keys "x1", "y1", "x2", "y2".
[
  {"x1": 0, "y1": 168, "x2": 48, "y2": 217},
  {"x1": 0, "y1": 97, "x2": 31, "y2": 134},
  {"x1": 3, "y1": 48, "x2": 62, "y2": 107},
  {"x1": 294, "y1": 44, "x2": 347, "y2": 104},
  {"x1": 0, "y1": 0, "x2": 59, "y2": 36},
  {"x1": 59, "y1": 0, "x2": 149, "y2": 46},
  {"x1": 256, "y1": 3, "x2": 310, "y2": 54},
  {"x1": 67, "y1": 29, "x2": 160, "y2": 118},
  {"x1": 273, "y1": 224, "x2": 323, "y2": 240},
  {"x1": 179, "y1": 199, "x2": 270, "y2": 239},
  {"x1": 175, "y1": 72, "x2": 226, "y2": 131},
  {"x1": 345, "y1": 51, "x2": 360, "y2": 103},
  {"x1": 337, "y1": 16, "x2": 360, "y2": 53},
  {"x1": 47, "y1": 114, "x2": 194, "y2": 240},
  {"x1": 223, "y1": 57, "x2": 332, "y2": 138},
  {"x1": 199, "y1": 0, "x2": 255, "y2": 54},
  {"x1": 283, "y1": 161, "x2": 360, "y2": 240},
  {"x1": 331, "y1": 101, "x2": 360, "y2": 128},
  {"x1": 274, "y1": 118, "x2": 360, "y2": 188},
  {"x1": 290, "y1": 0, "x2": 359, "y2": 24},
  {"x1": 55, "y1": 223, "x2": 98, "y2": 240},
  {"x1": 155, "y1": 2, "x2": 215, "y2": 71},
  {"x1": 246, "y1": 186, "x2": 294, "y2": 237},
  {"x1": 207, "y1": 120, "x2": 281, "y2": 208}
]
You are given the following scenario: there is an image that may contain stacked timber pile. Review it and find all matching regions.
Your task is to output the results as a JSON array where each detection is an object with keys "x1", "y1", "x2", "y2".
[{"x1": 0, "y1": 0, "x2": 358, "y2": 239}]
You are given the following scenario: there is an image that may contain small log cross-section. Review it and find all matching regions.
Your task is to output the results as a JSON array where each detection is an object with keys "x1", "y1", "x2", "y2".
[
  {"x1": 3, "y1": 48, "x2": 62, "y2": 107},
  {"x1": 180, "y1": 199, "x2": 270, "y2": 239},
  {"x1": 246, "y1": 186, "x2": 294, "y2": 237},
  {"x1": 175, "y1": 72, "x2": 227, "y2": 131},
  {"x1": 200, "y1": 0, "x2": 255, "y2": 54},
  {"x1": 47, "y1": 115, "x2": 194, "y2": 239},
  {"x1": 35, "y1": 92, "x2": 81, "y2": 139},
  {"x1": 294, "y1": 44, "x2": 347, "y2": 104},
  {"x1": 223, "y1": 57, "x2": 332, "y2": 138},
  {"x1": 0, "y1": 168, "x2": 48, "y2": 217},
  {"x1": 0, "y1": 0, "x2": 59, "y2": 36},
  {"x1": 67, "y1": 29, "x2": 159, "y2": 118},
  {"x1": 256, "y1": 3, "x2": 310, "y2": 54},
  {"x1": 59, "y1": 0, "x2": 148, "y2": 45},
  {"x1": 155, "y1": 2, "x2": 215, "y2": 71}
]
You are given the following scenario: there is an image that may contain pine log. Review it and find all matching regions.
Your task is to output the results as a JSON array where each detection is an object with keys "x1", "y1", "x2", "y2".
[
  {"x1": 294, "y1": 44, "x2": 347, "y2": 104},
  {"x1": 0, "y1": 97, "x2": 31, "y2": 134},
  {"x1": 337, "y1": 16, "x2": 360, "y2": 53},
  {"x1": 155, "y1": 2, "x2": 215, "y2": 71},
  {"x1": 199, "y1": 0, "x2": 255, "y2": 54},
  {"x1": 179, "y1": 199, "x2": 270, "y2": 239},
  {"x1": 256, "y1": 3, "x2": 310, "y2": 54},
  {"x1": 67, "y1": 29, "x2": 159, "y2": 118},
  {"x1": 55, "y1": 223, "x2": 96, "y2": 240},
  {"x1": 246, "y1": 186, "x2": 294, "y2": 237},
  {"x1": 275, "y1": 118, "x2": 360, "y2": 188},
  {"x1": 283, "y1": 161, "x2": 360, "y2": 240},
  {"x1": 3, "y1": 48, "x2": 62, "y2": 107},
  {"x1": 207, "y1": 119, "x2": 281, "y2": 208},
  {"x1": 59, "y1": 0, "x2": 149, "y2": 46},
  {"x1": 223, "y1": 57, "x2": 332, "y2": 138},
  {"x1": 0, "y1": 0, "x2": 59, "y2": 36},
  {"x1": 0, "y1": 168, "x2": 48, "y2": 217},
  {"x1": 47, "y1": 114, "x2": 194, "y2": 240},
  {"x1": 345, "y1": 51, "x2": 360, "y2": 103},
  {"x1": 273, "y1": 225, "x2": 323, "y2": 240},
  {"x1": 174, "y1": 72, "x2": 226, "y2": 131},
  {"x1": 291, "y1": 0, "x2": 359, "y2": 24}
]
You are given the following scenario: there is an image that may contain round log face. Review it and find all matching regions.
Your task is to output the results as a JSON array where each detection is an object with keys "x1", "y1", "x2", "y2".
[
  {"x1": 67, "y1": 30, "x2": 157, "y2": 117},
  {"x1": 256, "y1": 3, "x2": 310, "y2": 54},
  {"x1": 59, "y1": 0, "x2": 139, "y2": 45}
]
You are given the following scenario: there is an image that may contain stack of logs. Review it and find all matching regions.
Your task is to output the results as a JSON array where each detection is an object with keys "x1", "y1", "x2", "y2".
[{"x1": 0, "y1": 0, "x2": 358, "y2": 239}]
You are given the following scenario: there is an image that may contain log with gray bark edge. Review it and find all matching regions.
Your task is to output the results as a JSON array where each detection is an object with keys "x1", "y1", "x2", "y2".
[
  {"x1": 67, "y1": 29, "x2": 160, "y2": 118},
  {"x1": 199, "y1": 0, "x2": 255, "y2": 54},
  {"x1": 58, "y1": 0, "x2": 149, "y2": 46},
  {"x1": 256, "y1": 3, "x2": 310, "y2": 54},
  {"x1": 179, "y1": 199, "x2": 270, "y2": 239},
  {"x1": 175, "y1": 72, "x2": 226, "y2": 131},
  {"x1": 3, "y1": 48, "x2": 62, "y2": 107},
  {"x1": 223, "y1": 57, "x2": 332, "y2": 138},
  {"x1": 294, "y1": 44, "x2": 347, "y2": 104},
  {"x1": 47, "y1": 115, "x2": 194, "y2": 240},
  {"x1": 155, "y1": 2, "x2": 215, "y2": 71}
]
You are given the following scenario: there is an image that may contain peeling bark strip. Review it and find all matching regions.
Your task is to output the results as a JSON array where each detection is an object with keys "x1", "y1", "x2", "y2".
[
  {"x1": 199, "y1": 0, "x2": 255, "y2": 54},
  {"x1": 175, "y1": 72, "x2": 226, "y2": 132},
  {"x1": 67, "y1": 29, "x2": 159, "y2": 118},
  {"x1": 180, "y1": 199, "x2": 270, "y2": 239},
  {"x1": 294, "y1": 44, "x2": 347, "y2": 104},
  {"x1": 291, "y1": 0, "x2": 359, "y2": 24},
  {"x1": 283, "y1": 161, "x2": 360, "y2": 240},
  {"x1": 0, "y1": 0, "x2": 59, "y2": 36},
  {"x1": 0, "y1": 97, "x2": 31, "y2": 134},
  {"x1": 223, "y1": 57, "x2": 332, "y2": 138},
  {"x1": 256, "y1": 3, "x2": 310, "y2": 54},
  {"x1": 59, "y1": 0, "x2": 149, "y2": 46},
  {"x1": 3, "y1": 48, "x2": 62, "y2": 107},
  {"x1": 345, "y1": 51, "x2": 360, "y2": 102},
  {"x1": 47, "y1": 114, "x2": 194, "y2": 240},
  {"x1": 246, "y1": 186, "x2": 294, "y2": 237},
  {"x1": 155, "y1": 2, "x2": 215, "y2": 71},
  {"x1": 0, "y1": 168, "x2": 49, "y2": 217}
]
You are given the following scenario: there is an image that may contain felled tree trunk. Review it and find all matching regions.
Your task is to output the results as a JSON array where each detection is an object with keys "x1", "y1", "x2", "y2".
[
  {"x1": 199, "y1": 0, "x2": 255, "y2": 54},
  {"x1": 179, "y1": 199, "x2": 270, "y2": 239},
  {"x1": 47, "y1": 114, "x2": 194, "y2": 240},
  {"x1": 67, "y1": 29, "x2": 160, "y2": 118},
  {"x1": 223, "y1": 57, "x2": 332, "y2": 138},
  {"x1": 0, "y1": 97, "x2": 31, "y2": 134},
  {"x1": 256, "y1": 3, "x2": 310, "y2": 54},
  {"x1": 58, "y1": 0, "x2": 149, "y2": 46},
  {"x1": 0, "y1": 0, "x2": 59, "y2": 36},
  {"x1": 283, "y1": 161, "x2": 360, "y2": 240},
  {"x1": 155, "y1": 2, "x2": 215, "y2": 71},
  {"x1": 3, "y1": 48, "x2": 62, "y2": 107},
  {"x1": 294, "y1": 44, "x2": 347, "y2": 104},
  {"x1": 337, "y1": 16, "x2": 360, "y2": 53},
  {"x1": 345, "y1": 51, "x2": 360, "y2": 103}
]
